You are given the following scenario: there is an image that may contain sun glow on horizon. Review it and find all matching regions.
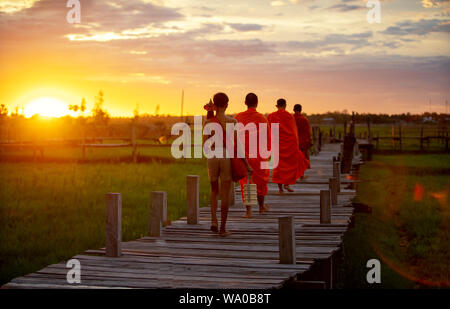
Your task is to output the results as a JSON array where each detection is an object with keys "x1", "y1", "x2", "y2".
[{"x1": 24, "y1": 97, "x2": 73, "y2": 118}]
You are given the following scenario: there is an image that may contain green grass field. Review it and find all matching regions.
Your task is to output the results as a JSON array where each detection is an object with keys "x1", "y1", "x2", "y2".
[
  {"x1": 0, "y1": 132, "x2": 448, "y2": 288},
  {"x1": 339, "y1": 154, "x2": 450, "y2": 288},
  {"x1": 0, "y1": 156, "x2": 210, "y2": 285}
]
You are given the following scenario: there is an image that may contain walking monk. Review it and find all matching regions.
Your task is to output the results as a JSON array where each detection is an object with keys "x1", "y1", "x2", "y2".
[
  {"x1": 204, "y1": 93, "x2": 252, "y2": 237},
  {"x1": 235, "y1": 93, "x2": 271, "y2": 218},
  {"x1": 293, "y1": 104, "x2": 311, "y2": 170},
  {"x1": 268, "y1": 99, "x2": 308, "y2": 194}
]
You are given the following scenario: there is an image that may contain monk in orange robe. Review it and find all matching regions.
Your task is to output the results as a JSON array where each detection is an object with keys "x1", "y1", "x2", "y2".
[
  {"x1": 235, "y1": 93, "x2": 271, "y2": 218},
  {"x1": 268, "y1": 99, "x2": 308, "y2": 193},
  {"x1": 293, "y1": 104, "x2": 311, "y2": 170}
]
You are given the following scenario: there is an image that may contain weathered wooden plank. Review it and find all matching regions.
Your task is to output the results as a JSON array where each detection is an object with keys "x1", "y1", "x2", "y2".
[
  {"x1": 105, "y1": 193, "x2": 121, "y2": 257},
  {"x1": 149, "y1": 191, "x2": 166, "y2": 237},
  {"x1": 279, "y1": 217, "x2": 296, "y2": 264}
]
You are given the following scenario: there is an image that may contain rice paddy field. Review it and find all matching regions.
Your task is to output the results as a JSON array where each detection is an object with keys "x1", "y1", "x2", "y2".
[
  {"x1": 0, "y1": 147, "x2": 209, "y2": 285},
  {"x1": 0, "y1": 123, "x2": 448, "y2": 287}
]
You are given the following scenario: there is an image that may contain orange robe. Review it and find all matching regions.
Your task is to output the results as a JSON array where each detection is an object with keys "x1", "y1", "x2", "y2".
[
  {"x1": 294, "y1": 113, "x2": 311, "y2": 168},
  {"x1": 235, "y1": 108, "x2": 271, "y2": 200},
  {"x1": 268, "y1": 109, "x2": 308, "y2": 185}
]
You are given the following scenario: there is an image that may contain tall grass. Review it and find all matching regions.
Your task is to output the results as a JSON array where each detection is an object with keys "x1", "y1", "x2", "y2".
[
  {"x1": 339, "y1": 154, "x2": 450, "y2": 288},
  {"x1": 0, "y1": 160, "x2": 210, "y2": 285}
]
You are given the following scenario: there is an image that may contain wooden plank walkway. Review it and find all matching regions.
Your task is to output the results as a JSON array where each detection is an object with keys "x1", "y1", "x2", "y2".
[{"x1": 3, "y1": 143, "x2": 356, "y2": 289}]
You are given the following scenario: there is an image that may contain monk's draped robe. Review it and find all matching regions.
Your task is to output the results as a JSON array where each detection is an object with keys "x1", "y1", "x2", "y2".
[
  {"x1": 294, "y1": 113, "x2": 311, "y2": 168},
  {"x1": 268, "y1": 110, "x2": 308, "y2": 185},
  {"x1": 235, "y1": 108, "x2": 271, "y2": 200}
]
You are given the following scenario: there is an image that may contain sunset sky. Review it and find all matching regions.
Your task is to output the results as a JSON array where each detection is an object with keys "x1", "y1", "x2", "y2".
[{"x1": 0, "y1": 0, "x2": 449, "y2": 117}]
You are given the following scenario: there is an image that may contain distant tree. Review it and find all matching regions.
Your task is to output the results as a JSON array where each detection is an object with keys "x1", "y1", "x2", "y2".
[
  {"x1": 80, "y1": 98, "x2": 86, "y2": 113},
  {"x1": 155, "y1": 104, "x2": 160, "y2": 116},
  {"x1": 11, "y1": 105, "x2": 21, "y2": 118},
  {"x1": 69, "y1": 104, "x2": 79, "y2": 112},
  {"x1": 92, "y1": 90, "x2": 110, "y2": 125},
  {"x1": 133, "y1": 103, "x2": 139, "y2": 121},
  {"x1": 69, "y1": 98, "x2": 87, "y2": 116},
  {"x1": 0, "y1": 104, "x2": 8, "y2": 118}
]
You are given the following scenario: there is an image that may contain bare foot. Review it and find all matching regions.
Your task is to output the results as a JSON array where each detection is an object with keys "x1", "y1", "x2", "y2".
[
  {"x1": 219, "y1": 230, "x2": 232, "y2": 237},
  {"x1": 241, "y1": 214, "x2": 252, "y2": 219},
  {"x1": 278, "y1": 189, "x2": 284, "y2": 194},
  {"x1": 210, "y1": 224, "x2": 218, "y2": 233},
  {"x1": 284, "y1": 185, "x2": 294, "y2": 192},
  {"x1": 259, "y1": 204, "x2": 270, "y2": 214}
]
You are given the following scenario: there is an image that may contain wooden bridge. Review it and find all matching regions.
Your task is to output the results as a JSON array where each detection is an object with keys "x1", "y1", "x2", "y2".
[{"x1": 3, "y1": 143, "x2": 359, "y2": 289}]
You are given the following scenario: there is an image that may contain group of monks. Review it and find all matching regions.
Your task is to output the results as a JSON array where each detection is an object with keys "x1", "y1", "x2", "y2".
[
  {"x1": 203, "y1": 92, "x2": 311, "y2": 236},
  {"x1": 234, "y1": 94, "x2": 311, "y2": 218}
]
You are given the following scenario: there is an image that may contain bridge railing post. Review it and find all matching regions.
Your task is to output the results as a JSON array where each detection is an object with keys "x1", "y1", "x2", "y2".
[
  {"x1": 187, "y1": 175, "x2": 199, "y2": 224},
  {"x1": 333, "y1": 162, "x2": 341, "y2": 193},
  {"x1": 106, "y1": 193, "x2": 122, "y2": 257},
  {"x1": 329, "y1": 178, "x2": 338, "y2": 206},
  {"x1": 278, "y1": 216, "x2": 296, "y2": 264},
  {"x1": 149, "y1": 191, "x2": 167, "y2": 237}
]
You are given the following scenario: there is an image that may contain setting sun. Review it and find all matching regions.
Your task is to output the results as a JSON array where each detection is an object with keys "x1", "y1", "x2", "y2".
[{"x1": 24, "y1": 97, "x2": 72, "y2": 118}]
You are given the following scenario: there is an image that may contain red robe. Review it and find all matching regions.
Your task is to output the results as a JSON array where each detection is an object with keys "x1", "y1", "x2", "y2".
[
  {"x1": 235, "y1": 108, "x2": 271, "y2": 199},
  {"x1": 268, "y1": 109, "x2": 308, "y2": 185},
  {"x1": 294, "y1": 113, "x2": 311, "y2": 168}
]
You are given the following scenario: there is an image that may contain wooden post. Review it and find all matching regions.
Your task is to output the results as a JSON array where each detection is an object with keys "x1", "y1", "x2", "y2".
[
  {"x1": 149, "y1": 191, "x2": 167, "y2": 237},
  {"x1": 106, "y1": 193, "x2": 122, "y2": 257},
  {"x1": 132, "y1": 126, "x2": 137, "y2": 163},
  {"x1": 376, "y1": 132, "x2": 379, "y2": 150},
  {"x1": 344, "y1": 121, "x2": 347, "y2": 137},
  {"x1": 329, "y1": 178, "x2": 338, "y2": 205},
  {"x1": 278, "y1": 216, "x2": 296, "y2": 264},
  {"x1": 367, "y1": 118, "x2": 372, "y2": 144},
  {"x1": 320, "y1": 190, "x2": 331, "y2": 224},
  {"x1": 420, "y1": 127, "x2": 424, "y2": 151},
  {"x1": 391, "y1": 124, "x2": 395, "y2": 150},
  {"x1": 318, "y1": 129, "x2": 322, "y2": 151},
  {"x1": 399, "y1": 123, "x2": 402, "y2": 151},
  {"x1": 187, "y1": 175, "x2": 199, "y2": 224},
  {"x1": 333, "y1": 162, "x2": 341, "y2": 193},
  {"x1": 446, "y1": 132, "x2": 448, "y2": 152}
]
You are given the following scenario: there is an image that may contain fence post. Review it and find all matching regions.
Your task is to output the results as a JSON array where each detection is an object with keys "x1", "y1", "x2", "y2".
[
  {"x1": 420, "y1": 127, "x2": 424, "y2": 151},
  {"x1": 391, "y1": 124, "x2": 395, "y2": 150},
  {"x1": 132, "y1": 126, "x2": 137, "y2": 163},
  {"x1": 333, "y1": 162, "x2": 341, "y2": 193},
  {"x1": 446, "y1": 132, "x2": 449, "y2": 152},
  {"x1": 399, "y1": 124, "x2": 402, "y2": 151},
  {"x1": 320, "y1": 190, "x2": 331, "y2": 224},
  {"x1": 149, "y1": 191, "x2": 167, "y2": 237},
  {"x1": 278, "y1": 216, "x2": 296, "y2": 264},
  {"x1": 106, "y1": 193, "x2": 122, "y2": 257},
  {"x1": 329, "y1": 178, "x2": 338, "y2": 205},
  {"x1": 187, "y1": 175, "x2": 199, "y2": 224},
  {"x1": 376, "y1": 132, "x2": 379, "y2": 150}
]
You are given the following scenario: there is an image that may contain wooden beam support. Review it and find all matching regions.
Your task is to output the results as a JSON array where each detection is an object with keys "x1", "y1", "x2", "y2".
[
  {"x1": 105, "y1": 193, "x2": 122, "y2": 257},
  {"x1": 278, "y1": 216, "x2": 296, "y2": 264},
  {"x1": 149, "y1": 191, "x2": 167, "y2": 237}
]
